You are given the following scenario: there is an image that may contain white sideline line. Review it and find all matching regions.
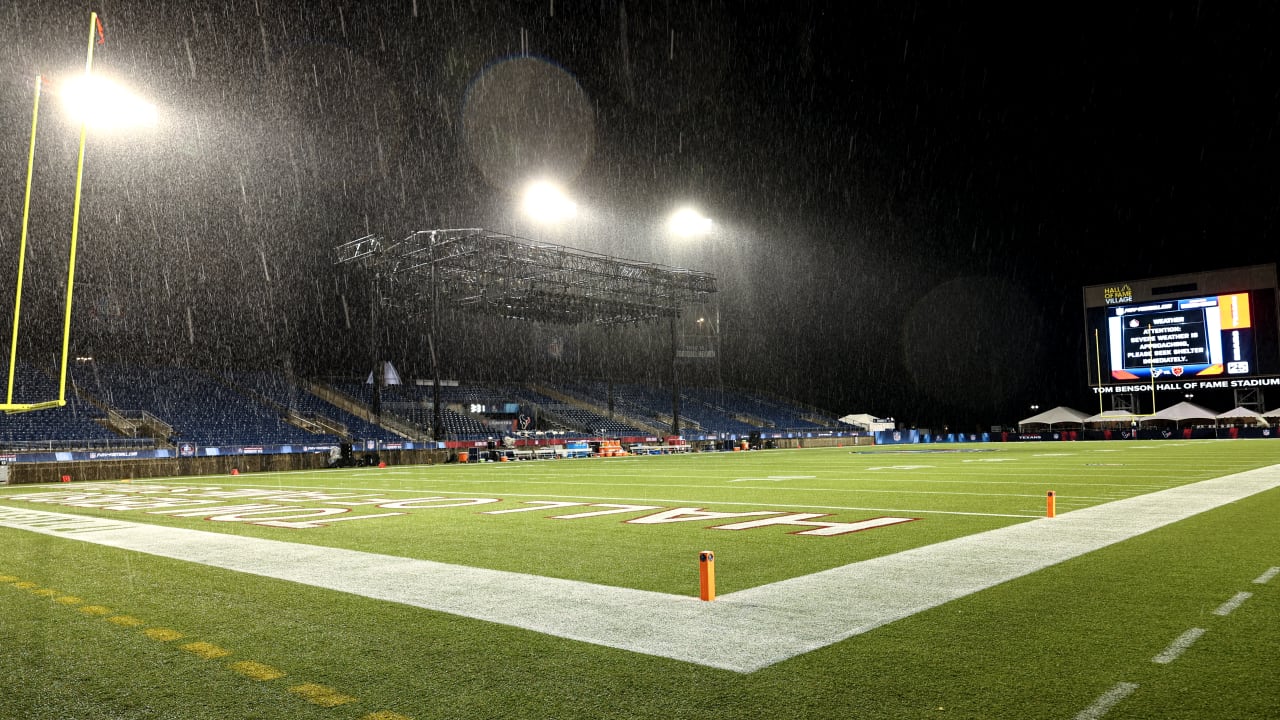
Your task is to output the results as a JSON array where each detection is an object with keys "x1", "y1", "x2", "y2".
[
  {"x1": 1073, "y1": 682, "x2": 1139, "y2": 720},
  {"x1": 2, "y1": 464, "x2": 1279, "y2": 673},
  {"x1": 1254, "y1": 567, "x2": 1279, "y2": 585},
  {"x1": 1152, "y1": 627, "x2": 1206, "y2": 664},
  {"x1": 1212, "y1": 592, "x2": 1252, "y2": 617}
]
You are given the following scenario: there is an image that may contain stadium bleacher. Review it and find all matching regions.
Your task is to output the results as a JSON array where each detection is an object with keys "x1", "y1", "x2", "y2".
[
  {"x1": 71, "y1": 363, "x2": 339, "y2": 446},
  {"x1": 220, "y1": 369, "x2": 403, "y2": 442},
  {"x1": 3, "y1": 362, "x2": 842, "y2": 450},
  {"x1": 681, "y1": 387, "x2": 835, "y2": 431},
  {"x1": 560, "y1": 382, "x2": 673, "y2": 433},
  {"x1": 0, "y1": 363, "x2": 125, "y2": 449},
  {"x1": 505, "y1": 386, "x2": 647, "y2": 437}
]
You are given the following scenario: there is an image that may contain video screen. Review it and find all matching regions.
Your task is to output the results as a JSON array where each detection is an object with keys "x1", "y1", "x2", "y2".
[
  {"x1": 1083, "y1": 266, "x2": 1279, "y2": 389},
  {"x1": 1104, "y1": 293, "x2": 1253, "y2": 381}
]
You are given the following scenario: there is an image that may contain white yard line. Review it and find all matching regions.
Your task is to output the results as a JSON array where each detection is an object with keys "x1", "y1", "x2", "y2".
[
  {"x1": 1152, "y1": 628, "x2": 1206, "y2": 664},
  {"x1": 2, "y1": 464, "x2": 1278, "y2": 673},
  {"x1": 1253, "y1": 567, "x2": 1279, "y2": 585},
  {"x1": 1212, "y1": 592, "x2": 1252, "y2": 617},
  {"x1": 1072, "y1": 682, "x2": 1140, "y2": 720}
]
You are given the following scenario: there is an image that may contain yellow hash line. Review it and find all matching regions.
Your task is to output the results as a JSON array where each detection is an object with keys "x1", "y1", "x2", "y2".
[
  {"x1": 228, "y1": 660, "x2": 286, "y2": 681},
  {"x1": 3, "y1": 572, "x2": 408, "y2": 717},
  {"x1": 288, "y1": 682, "x2": 358, "y2": 707},
  {"x1": 143, "y1": 627, "x2": 184, "y2": 642},
  {"x1": 181, "y1": 641, "x2": 233, "y2": 659}
]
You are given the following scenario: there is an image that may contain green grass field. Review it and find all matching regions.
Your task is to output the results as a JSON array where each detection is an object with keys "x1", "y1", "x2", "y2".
[{"x1": 3, "y1": 440, "x2": 1278, "y2": 719}]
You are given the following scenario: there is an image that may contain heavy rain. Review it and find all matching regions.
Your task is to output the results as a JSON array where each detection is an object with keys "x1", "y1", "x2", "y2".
[{"x1": 1, "y1": 0, "x2": 1278, "y2": 429}]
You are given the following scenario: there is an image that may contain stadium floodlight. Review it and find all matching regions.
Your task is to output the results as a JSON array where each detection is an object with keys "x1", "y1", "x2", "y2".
[
  {"x1": 521, "y1": 180, "x2": 577, "y2": 223},
  {"x1": 667, "y1": 207, "x2": 713, "y2": 238},
  {"x1": 58, "y1": 74, "x2": 157, "y2": 130}
]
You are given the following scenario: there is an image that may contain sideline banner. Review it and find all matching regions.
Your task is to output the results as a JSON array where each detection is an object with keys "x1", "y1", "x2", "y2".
[
  {"x1": 874, "y1": 430, "x2": 919, "y2": 445},
  {"x1": 2, "y1": 448, "x2": 176, "y2": 464}
]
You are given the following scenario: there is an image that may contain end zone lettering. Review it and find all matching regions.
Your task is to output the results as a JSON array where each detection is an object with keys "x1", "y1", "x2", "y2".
[{"x1": 1, "y1": 486, "x2": 920, "y2": 537}]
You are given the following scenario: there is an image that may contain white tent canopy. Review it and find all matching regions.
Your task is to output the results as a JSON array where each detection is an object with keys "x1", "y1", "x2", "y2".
[
  {"x1": 1142, "y1": 401, "x2": 1218, "y2": 425},
  {"x1": 1083, "y1": 410, "x2": 1144, "y2": 425},
  {"x1": 366, "y1": 360, "x2": 402, "y2": 385},
  {"x1": 1017, "y1": 406, "x2": 1090, "y2": 429},
  {"x1": 838, "y1": 413, "x2": 895, "y2": 431},
  {"x1": 1216, "y1": 407, "x2": 1270, "y2": 426},
  {"x1": 1263, "y1": 407, "x2": 1280, "y2": 420}
]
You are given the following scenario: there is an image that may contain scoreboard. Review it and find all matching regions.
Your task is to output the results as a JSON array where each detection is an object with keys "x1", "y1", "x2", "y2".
[
  {"x1": 1106, "y1": 292, "x2": 1250, "y2": 380},
  {"x1": 1083, "y1": 264, "x2": 1280, "y2": 392}
]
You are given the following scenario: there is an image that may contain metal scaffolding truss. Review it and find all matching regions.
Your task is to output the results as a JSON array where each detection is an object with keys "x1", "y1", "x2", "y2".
[
  {"x1": 336, "y1": 228, "x2": 719, "y2": 438},
  {"x1": 336, "y1": 228, "x2": 718, "y2": 326}
]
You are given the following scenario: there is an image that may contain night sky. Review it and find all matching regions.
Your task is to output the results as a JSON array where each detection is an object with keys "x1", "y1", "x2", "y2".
[{"x1": 1, "y1": 1, "x2": 1279, "y2": 429}]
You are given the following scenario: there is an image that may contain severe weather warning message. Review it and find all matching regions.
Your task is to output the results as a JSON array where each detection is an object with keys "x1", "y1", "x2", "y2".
[{"x1": 1107, "y1": 293, "x2": 1253, "y2": 381}]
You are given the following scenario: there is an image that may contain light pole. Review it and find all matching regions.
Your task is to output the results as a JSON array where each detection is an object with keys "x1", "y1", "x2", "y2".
[{"x1": 664, "y1": 206, "x2": 719, "y2": 438}]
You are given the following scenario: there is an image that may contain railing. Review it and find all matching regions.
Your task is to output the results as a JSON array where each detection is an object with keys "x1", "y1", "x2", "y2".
[
  {"x1": 105, "y1": 408, "x2": 142, "y2": 437},
  {"x1": 139, "y1": 410, "x2": 174, "y2": 438},
  {"x1": 288, "y1": 410, "x2": 347, "y2": 438},
  {"x1": 105, "y1": 409, "x2": 174, "y2": 439},
  {"x1": 305, "y1": 381, "x2": 424, "y2": 441}
]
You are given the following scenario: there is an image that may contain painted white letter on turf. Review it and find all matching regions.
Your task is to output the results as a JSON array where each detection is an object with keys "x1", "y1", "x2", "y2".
[
  {"x1": 552, "y1": 504, "x2": 662, "y2": 519},
  {"x1": 377, "y1": 497, "x2": 501, "y2": 509},
  {"x1": 482, "y1": 501, "x2": 586, "y2": 515},
  {"x1": 711, "y1": 514, "x2": 918, "y2": 536},
  {"x1": 625, "y1": 508, "x2": 783, "y2": 525}
]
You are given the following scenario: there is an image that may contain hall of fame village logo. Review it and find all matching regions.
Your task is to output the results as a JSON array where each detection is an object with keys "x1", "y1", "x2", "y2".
[
  {"x1": 2, "y1": 485, "x2": 919, "y2": 537},
  {"x1": 1103, "y1": 284, "x2": 1134, "y2": 304}
]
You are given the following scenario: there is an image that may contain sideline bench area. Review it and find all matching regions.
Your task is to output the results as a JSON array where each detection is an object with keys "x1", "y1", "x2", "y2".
[{"x1": 627, "y1": 443, "x2": 692, "y2": 455}]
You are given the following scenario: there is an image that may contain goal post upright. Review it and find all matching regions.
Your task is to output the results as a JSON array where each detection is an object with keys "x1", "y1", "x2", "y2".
[{"x1": 3, "y1": 12, "x2": 99, "y2": 414}]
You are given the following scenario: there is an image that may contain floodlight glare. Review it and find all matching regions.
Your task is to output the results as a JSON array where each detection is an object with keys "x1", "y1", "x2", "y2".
[
  {"x1": 522, "y1": 180, "x2": 577, "y2": 223},
  {"x1": 668, "y1": 207, "x2": 713, "y2": 237},
  {"x1": 59, "y1": 74, "x2": 157, "y2": 130}
]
